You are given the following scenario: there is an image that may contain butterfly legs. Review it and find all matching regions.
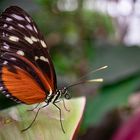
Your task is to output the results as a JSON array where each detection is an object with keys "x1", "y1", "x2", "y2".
[
  {"x1": 21, "y1": 103, "x2": 48, "y2": 132},
  {"x1": 22, "y1": 101, "x2": 67, "y2": 133},
  {"x1": 52, "y1": 101, "x2": 66, "y2": 133},
  {"x1": 62, "y1": 98, "x2": 70, "y2": 112},
  {"x1": 27, "y1": 103, "x2": 40, "y2": 111}
]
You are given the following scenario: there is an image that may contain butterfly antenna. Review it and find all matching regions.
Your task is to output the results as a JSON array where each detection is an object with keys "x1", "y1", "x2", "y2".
[
  {"x1": 77, "y1": 65, "x2": 108, "y2": 82},
  {"x1": 66, "y1": 65, "x2": 108, "y2": 89},
  {"x1": 66, "y1": 78, "x2": 104, "y2": 89}
]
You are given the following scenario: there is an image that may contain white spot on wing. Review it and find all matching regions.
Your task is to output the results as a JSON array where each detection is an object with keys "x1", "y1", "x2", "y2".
[
  {"x1": 2, "y1": 32, "x2": 8, "y2": 37},
  {"x1": 26, "y1": 24, "x2": 33, "y2": 30},
  {"x1": 9, "y1": 36, "x2": 19, "y2": 42},
  {"x1": 40, "y1": 40, "x2": 47, "y2": 48},
  {"x1": 11, "y1": 14, "x2": 24, "y2": 20},
  {"x1": 18, "y1": 24, "x2": 25, "y2": 28},
  {"x1": 25, "y1": 16, "x2": 31, "y2": 23},
  {"x1": 8, "y1": 26, "x2": 14, "y2": 30},
  {"x1": 35, "y1": 56, "x2": 39, "y2": 60},
  {"x1": 2, "y1": 32, "x2": 5, "y2": 37},
  {"x1": 31, "y1": 36, "x2": 38, "y2": 42},
  {"x1": 17, "y1": 50, "x2": 24, "y2": 56},
  {"x1": 10, "y1": 57, "x2": 16, "y2": 61},
  {"x1": 3, "y1": 61, "x2": 8, "y2": 65},
  {"x1": 6, "y1": 94, "x2": 10, "y2": 97},
  {"x1": 6, "y1": 17, "x2": 13, "y2": 21},
  {"x1": 24, "y1": 36, "x2": 33, "y2": 44},
  {"x1": 40, "y1": 56, "x2": 49, "y2": 62},
  {"x1": 2, "y1": 91, "x2": 6, "y2": 94},
  {"x1": 0, "y1": 87, "x2": 3, "y2": 90},
  {"x1": 3, "y1": 45, "x2": 9, "y2": 49},
  {"x1": 33, "y1": 25, "x2": 38, "y2": 33},
  {"x1": 4, "y1": 42, "x2": 9, "y2": 46},
  {"x1": 3, "y1": 24, "x2": 7, "y2": 27}
]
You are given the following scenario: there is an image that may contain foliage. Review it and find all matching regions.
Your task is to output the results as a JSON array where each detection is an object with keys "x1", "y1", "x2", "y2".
[{"x1": 0, "y1": 97, "x2": 86, "y2": 140}]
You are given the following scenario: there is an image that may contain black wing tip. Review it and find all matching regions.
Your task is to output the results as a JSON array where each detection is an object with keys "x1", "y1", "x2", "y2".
[{"x1": 4, "y1": 5, "x2": 24, "y2": 12}]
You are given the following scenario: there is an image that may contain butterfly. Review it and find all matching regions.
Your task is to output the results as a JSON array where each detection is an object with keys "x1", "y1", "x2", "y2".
[
  {"x1": 0, "y1": 5, "x2": 70, "y2": 132},
  {"x1": 0, "y1": 6, "x2": 106, "y2": 133}
]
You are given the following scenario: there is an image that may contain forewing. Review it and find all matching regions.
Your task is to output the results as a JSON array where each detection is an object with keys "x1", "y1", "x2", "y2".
[
  {"x1": 0, "y1": 6, "x2": 57, "y2": 90},
  {"x1": 0, "y1": 6, "x2": 57, "y2": 103}
]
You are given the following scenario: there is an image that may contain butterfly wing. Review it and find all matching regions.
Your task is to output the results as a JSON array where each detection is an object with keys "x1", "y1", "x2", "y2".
[
  {"x1": 1, "y1": 65, "x2": 47, "y2": 104},
  {"x1": 0, "y1": 6, "x2": 56, "y2": 104}
]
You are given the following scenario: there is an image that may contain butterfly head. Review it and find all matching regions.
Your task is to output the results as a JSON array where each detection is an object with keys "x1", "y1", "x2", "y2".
[{"x1": 58, "y1": 87, "x2": 71, "y2": 100}]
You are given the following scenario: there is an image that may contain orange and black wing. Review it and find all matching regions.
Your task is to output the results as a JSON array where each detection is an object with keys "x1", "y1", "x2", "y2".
[{"x1": 0, "y1": 6, "x2": 56, "y2": 104}]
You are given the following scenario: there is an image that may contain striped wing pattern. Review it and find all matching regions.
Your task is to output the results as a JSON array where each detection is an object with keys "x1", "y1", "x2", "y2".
[{"x1": 0, "y1": 6, "x2": 56, "y2": 104}]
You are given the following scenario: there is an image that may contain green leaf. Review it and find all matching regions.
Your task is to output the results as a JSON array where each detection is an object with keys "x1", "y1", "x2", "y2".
[{"x1": 0, "y1": 97, "x2": 86, "y2": 140}]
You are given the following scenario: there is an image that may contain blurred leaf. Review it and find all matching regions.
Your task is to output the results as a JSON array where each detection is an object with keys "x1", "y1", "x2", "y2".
[
  {"x1": 82, "y1": 75, "x2": 140, "y2": 129},
  {"x1": 0, "y1": 97, "x2": 86, "y2": 140},
  {"x1": 89, "y1": 47, "x2": 140, "y2": 84},
  {"x1": 112, "y1": 111, "x2": 140, "y2": 140},
  {"x1": 82, "y1": 11, "x2": 114, "y2": 35},
  {"x1": 79, "y1": 108, "x2": 123, "y2": 140}
]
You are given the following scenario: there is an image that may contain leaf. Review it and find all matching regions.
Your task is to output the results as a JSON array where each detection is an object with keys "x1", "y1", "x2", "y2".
[
  {"x1": 82, "y1": 75, "x2": 140, "y2": 129},
  {"x1": 0, "y1": 97, "x2": 86, "y2": 140},
  {"x1": 89, "y1": 47, "x2": 140, "y2": 84}
]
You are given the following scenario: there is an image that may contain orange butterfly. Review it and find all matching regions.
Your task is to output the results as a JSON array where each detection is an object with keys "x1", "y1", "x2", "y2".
[{"x1": 0, "y1": 6, "x2": 106, "y2": 133}]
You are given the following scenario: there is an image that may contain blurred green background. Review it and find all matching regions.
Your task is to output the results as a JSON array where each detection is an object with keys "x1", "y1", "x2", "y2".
[{"x1": 0, "y1": 0, "x2": 140, "y2": 140}]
